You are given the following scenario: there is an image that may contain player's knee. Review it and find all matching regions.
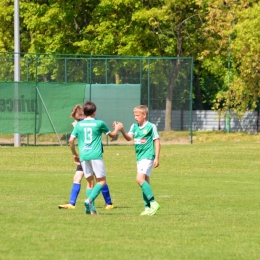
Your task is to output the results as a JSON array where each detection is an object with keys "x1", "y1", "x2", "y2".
[
  {"x1": 96, "y1": 177, "x2": 106, "y2": 186},
  {"x1": 73, "y1": 171, "x2": 84, "y2": 183},
  {"x1": 136, "y1": 175, "x2": 144, "y2": 185}
]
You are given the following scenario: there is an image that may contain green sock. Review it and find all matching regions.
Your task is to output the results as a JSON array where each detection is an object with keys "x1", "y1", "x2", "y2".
[
  {"x1": 86, "y1": 189, "x2": 96, "y2": 211},
  {"x1": 140, "y1": 181, "x2": 154, "y2": 202},
  {"x1": 142, "y1": 192, "x2": 150, "y2": 208},
  {"x1": 88, "y1": 183, "x2": 103, "y2": 202},
  {"x1": 86, "y1": 188, "x2": 92, "y2": 199}
]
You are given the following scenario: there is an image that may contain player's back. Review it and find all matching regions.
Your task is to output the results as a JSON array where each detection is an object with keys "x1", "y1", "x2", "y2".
[{"x1": 73, "y1": 118, "x2": 109, "y2": 161}]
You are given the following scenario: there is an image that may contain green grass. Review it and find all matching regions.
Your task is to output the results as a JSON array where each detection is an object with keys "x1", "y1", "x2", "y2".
[
  {"x1": 1, "y1": 142, "x2": 260, "y2": 259},
  {"x1": 1, "y1": 130, "x2": 260, "y2": 146}
]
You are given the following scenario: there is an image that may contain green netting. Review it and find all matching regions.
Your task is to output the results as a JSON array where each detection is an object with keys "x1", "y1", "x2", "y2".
[
  {"x1": 36, "y1": 83, "x2": 86, "y2": 133},
  {"x1": 0, "y1": 82, "x2": 36, "y2": 134},
  {"x1": 85, "y1": 84, "x2": 140, "y2": 131},
  {"x1": 0, "y1": 82, "x2": 140, "y2": 134},
  {"x1": 0, "y1": 82, "x2": 86, "y2": 134}
]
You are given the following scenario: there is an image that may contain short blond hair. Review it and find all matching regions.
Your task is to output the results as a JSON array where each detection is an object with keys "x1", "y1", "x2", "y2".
[
  {"x1": 133, "y1": 105, "x2": 148, "y2": 115},
  {"x1": 70, "y1": 104, "x2": 82, "y2": 118}
]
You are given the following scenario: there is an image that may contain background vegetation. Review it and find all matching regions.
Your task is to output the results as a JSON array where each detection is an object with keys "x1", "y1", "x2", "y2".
[{"x1": 1, "y1": 0, "x2": 260, "y2": 114}]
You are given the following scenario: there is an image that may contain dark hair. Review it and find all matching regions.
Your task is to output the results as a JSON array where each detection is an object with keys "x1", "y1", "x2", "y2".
[{"x1": 83, "y1": 101, "x2": 96, "y2": 116}]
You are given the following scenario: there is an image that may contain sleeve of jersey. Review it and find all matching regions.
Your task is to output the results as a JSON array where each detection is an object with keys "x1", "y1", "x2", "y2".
[
  {"x1": 128, "y1": 124, "x2": 135, "y2": 134},
  {"x1": 152, "y1": 124, "x2": 160, "y2": 140},
  {"x1": 101, "y1": 121, "x2": 111, "y2": 135},
  {"x1": 71, "y1": 126, "x2": 78, "y2": 138}
]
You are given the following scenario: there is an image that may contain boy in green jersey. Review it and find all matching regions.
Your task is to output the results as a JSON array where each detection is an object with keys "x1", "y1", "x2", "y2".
[
  {"x1": 59, "y1": 104, "x2": 114, "y2": 210},
  {"x1": 119, "y1": 105, "x2": 161, "y2": 216},
  {"x1": 69, "y1": 101, "x2": 122, "y2": 214}
]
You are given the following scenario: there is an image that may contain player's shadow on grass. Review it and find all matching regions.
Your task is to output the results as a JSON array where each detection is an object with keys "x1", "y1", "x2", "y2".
[{"x1": 96, "y1": 206, "x2": 131, "y2": 209}]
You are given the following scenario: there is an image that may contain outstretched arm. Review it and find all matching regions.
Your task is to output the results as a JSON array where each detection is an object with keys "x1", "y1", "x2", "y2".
[
  {"x1": 108, "y1": 121, "x2": 123, "y2": 138},
  {"x1": 153, "y1": 138, "x2": 160, "y2": 168},
  {"x1": 112, "y1": 121, "x2": 132, "y2": 141},
  {"x1": 120, "y1": 127, "x2": 133, "y2": 141}
]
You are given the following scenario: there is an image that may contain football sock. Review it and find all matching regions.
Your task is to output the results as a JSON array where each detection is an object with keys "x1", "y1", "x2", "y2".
[
  {"x1": 142, "y1": 192, "x2": 150, "y2": 208},
  {"x1": 69, "y1": 183, "x2": 81, "y2": 206},
  {"x1": 88, "y1": 183, "x2": 103, "y2": 202},
  {"x1": 86, "y1": 188, "x2": 92, "y2": 199},
  {"x1": 86, "y1": 188, "x2": 96, "y2": 211},
  {"x1": 101, "y1": 184, "x2": 113, "y2": 205},
  {"x1": 140, "y1": 181, "x2": 154, "y2": 202}
]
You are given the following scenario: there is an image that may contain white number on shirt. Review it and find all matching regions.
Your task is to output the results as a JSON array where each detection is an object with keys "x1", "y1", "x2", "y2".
[{"x1": 84, "y1": 128, "x2": 92, "y2": 144}]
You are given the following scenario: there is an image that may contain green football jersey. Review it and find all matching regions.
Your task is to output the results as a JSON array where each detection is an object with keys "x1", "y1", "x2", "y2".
[
  {"x1": 71, "y1": 118, "x2": 110, "y2": 161},
  {"x1": 129, "y1": 121, "x2": 160, "y2": 161}
]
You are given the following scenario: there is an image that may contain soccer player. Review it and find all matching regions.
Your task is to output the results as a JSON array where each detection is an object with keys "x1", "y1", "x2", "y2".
[
  {"x1": 69, "y1": 101, "x2": 122, "y2": 214},
  {"x1": 58, "y1": 104, "x2": 114, "y2": 210},
  {"x1": 118, "y1": 105, "x2": 161, "y2": 216}
]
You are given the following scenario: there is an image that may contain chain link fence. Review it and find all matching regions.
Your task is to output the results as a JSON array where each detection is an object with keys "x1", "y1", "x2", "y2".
[{"x1": 0, "y1": 52, "x2": 193, "y2": 145}]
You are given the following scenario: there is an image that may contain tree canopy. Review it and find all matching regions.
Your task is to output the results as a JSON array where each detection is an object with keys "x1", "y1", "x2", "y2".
[{"x1": 0, "y1": 0, "x2": 260, "y2": 115}]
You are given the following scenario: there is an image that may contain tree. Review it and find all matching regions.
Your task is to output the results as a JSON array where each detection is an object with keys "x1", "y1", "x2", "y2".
[
  {"x1": 231, "y1": 2, "x2": 260, "y2": 112},
  {"x1": 201, "y1": 0, "x2": 260, "y2": 115},
  {"x1": 6, "y1": 0, "x2": 259, "y2": 123},
  {"x1": 74, "y1": 0, "x2": 207, "y2": 130},
  {"x1": 20, "y1": 0, "x2": 96, "y2": 54},
  {"x1": 126, "y1": 0, "x2": 207, "y2": 130},
  {"x1": 0, "y1": 0, "x2": 15, "y2": 52}
]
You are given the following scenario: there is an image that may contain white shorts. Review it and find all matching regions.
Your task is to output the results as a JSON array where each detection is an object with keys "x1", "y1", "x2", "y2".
[
  {"x1": 137, "y1": 159, "x2": 153, "y2": 176},
  {"x1": 81, "y1": 159, "x2": 106, "y2": 179}
]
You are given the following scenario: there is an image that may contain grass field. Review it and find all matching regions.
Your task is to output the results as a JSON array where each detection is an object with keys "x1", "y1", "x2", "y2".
[{"x1": 1, "y1": 137, "x2": 260, "y2": 259}]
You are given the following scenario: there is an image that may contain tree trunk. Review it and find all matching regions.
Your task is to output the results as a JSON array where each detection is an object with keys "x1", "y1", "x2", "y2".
[
  {"x1": 165, "y1": 78, "x2": 174, "y2": 131},
  {"x1": 164, "y1": 20, "x2": 183, "y2": 131},
  {"x1": 194, "y1": 74, "x2": 203, "y2": 110},
  {"x1": 164, "y1": 60, "x2": 180, "y2": 131},
  {"x1": 115, "y1": 73, "x2": 120, "y2": 84}
]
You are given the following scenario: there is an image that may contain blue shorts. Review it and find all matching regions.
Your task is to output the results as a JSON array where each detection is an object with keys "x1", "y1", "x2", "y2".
[{"x1": 76, "y1": 164, "x2": 83, "y2": 172}]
